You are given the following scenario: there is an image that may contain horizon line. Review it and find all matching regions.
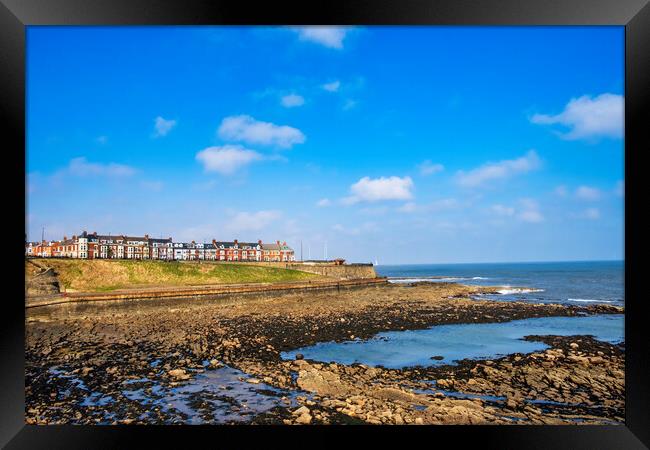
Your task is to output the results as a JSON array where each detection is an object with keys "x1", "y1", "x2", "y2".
[{"x1": 372, "y1": 258, "x2": 624, "y2": 266}]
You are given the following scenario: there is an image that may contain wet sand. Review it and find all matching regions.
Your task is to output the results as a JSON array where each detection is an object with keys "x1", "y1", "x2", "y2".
[{"x1": 25, "y1": 282, "x2": 624, "y2": 425}]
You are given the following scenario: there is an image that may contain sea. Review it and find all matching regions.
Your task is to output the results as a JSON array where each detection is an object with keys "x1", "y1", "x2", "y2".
[
  {"x1": 376, "y1": 260, "x2": 624, "y2": 307},
  {"x1": 281, "y1": 260, "x2": 625, "y2": 368}
]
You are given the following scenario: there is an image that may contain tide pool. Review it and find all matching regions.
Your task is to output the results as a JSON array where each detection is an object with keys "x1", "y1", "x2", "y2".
[{"x1": 281, "y1": 314, "x2": 624, "y2": 369}]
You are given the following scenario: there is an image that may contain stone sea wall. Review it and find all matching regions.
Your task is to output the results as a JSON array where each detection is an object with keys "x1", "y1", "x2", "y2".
[
  {"x1": 285, "y1": 263, "x2": 377, "y2": 280},
  {"x1": 26, "y1": 277, "x2": 388, "y2": 308},
  {"x1": 183, "y1": 260, "x2": 378, "y2": 280}
]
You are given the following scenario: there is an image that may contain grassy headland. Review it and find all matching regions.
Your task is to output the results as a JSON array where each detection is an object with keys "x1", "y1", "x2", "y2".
[{"x1": 26, "y1": 259, "x2": 322, "y2": 292}]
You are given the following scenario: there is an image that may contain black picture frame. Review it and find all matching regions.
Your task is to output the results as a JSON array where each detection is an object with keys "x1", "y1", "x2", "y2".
[{"x1": 2, "y1": 0, "x2": 648, "y2": 447}]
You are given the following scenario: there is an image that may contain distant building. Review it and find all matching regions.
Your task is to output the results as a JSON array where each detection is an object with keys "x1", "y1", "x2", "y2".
[
  {"x1": 25, "y1": 231, "x2": 294, "y2": 262},
  {"x1": 262, "y1": 241, "x2": 294, "y2": 262},
  {"x1": 25, "y1": 242, "x2": 38, "y2": 257}
]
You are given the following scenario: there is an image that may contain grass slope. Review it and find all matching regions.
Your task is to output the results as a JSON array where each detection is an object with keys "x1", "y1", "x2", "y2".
[{"x1": 26, "y1": 259, "x2": 321, "y2": 292}]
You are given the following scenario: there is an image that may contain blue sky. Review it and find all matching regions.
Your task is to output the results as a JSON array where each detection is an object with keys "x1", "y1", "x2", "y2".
[{"x1": 26, "y1": 26, "x2": 624, "y2": 264}]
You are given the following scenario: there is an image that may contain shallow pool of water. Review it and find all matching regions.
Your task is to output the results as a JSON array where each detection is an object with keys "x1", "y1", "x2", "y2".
[
  {"x1": 53, "y1": 363, "x2": 302, "y2": 424},
  {"x1": 281, "y1": 314, "x2": 624, "y2": 369},
  {"x1": 120, "y1": 364, "x2": 302, "y2": 424}
]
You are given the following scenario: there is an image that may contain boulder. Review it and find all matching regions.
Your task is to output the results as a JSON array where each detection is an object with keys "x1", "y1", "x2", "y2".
[
  {"x1": 292, "y1": 405, "x2": 311, "y2": 416},
  {"x1": 168, "y1": 369, "x2": 190, "y2": 380},
  {"x1": 295, "y1": 413, "x2": 312, "y2": 425}
]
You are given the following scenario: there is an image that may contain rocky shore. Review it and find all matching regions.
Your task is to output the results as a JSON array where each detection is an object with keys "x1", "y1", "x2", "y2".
[{"x1": 25, "y1": 282, "x2": 624, "y2": 425}]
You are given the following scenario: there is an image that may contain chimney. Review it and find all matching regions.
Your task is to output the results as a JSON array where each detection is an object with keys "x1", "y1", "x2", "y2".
[
  {"x1": 92, "y1": 231, "x2": 97, "y2": 236},
  {"x1": 258, "y1": 239, "x2": 262, "y2": 245},
  {"x1": 276, "y1": 240, "x2": 280, "y2": 246},
  {"x1": 212, "y1": 239, "x2": 216, "y2": 245},
  {"x1": 72, "y1": 235, "x2": 77, "y2": 240},
  {"x1": 144, "y1": 234, "x2": 149, "y2": 239},
  {"x1": 234, "y1": 239, "x2": 238, "y2": 244},
  {"x1": 283, "y1": 241, "x2": 287, "y2": 246},
  {"x1": 168, "y1": 237, "x2": 172, "y2": 241},
  {"x1": 64, "y1": 236, "x2": 67, "y2": 241}
]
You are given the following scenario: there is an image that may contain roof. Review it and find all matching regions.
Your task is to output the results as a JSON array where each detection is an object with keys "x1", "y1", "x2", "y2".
[
  {"x1": 95, "y1": 235, "x2": 172, "y2": 244},
  {"x1": 213, "y1": 241, "x2": 244, "y2": 248},
  {"x1": 262, "y1": 243, "x2": 292, "y2": 251}
]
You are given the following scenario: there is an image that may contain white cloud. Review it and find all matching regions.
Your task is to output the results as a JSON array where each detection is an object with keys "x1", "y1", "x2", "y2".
[
  {"x1": 322, "y1": 80, "x2": 341, "y2": 92},
  {"x1": 583, "y1": 208, "x2": 601, "y2": 220},
  {"x1": 67, "y1": 157, "x2": 136, "y2": 177},
  {"x1": 518, "y1": 210, "x2": 544, "y2": 223},
  {"x1": 193, "y1": 180, "x2": 218, "y2": 191},
  {"x1": 398, "y1": 198, "x2": 458, "y2": 214},
  {"x1": 397, "y1": 202, "x2": 418, "y2": 213},
  {"x1": 316, "y1": 198, "x2": 332, "y2": 207},
  {"x1": 575, "y1": 185, "x2": 601, "y2": 201},
  {"x1": 491, "y1": 204, "x2": 515, "y2": 216},
  {"x1": 292, "y1": 26, "x2": 350, "y2": 49},
  {"x1": 615, "y1": 180, "x2": 624, "y2": 197},
  {"x1": 554, "y1": 185, "x2": 568, "y2": 197},
  {"x1": 456, "y1": 150, "x2": 541, "y2": 188},
  {"x1": 342, "y1": 176, "x2": 414, "y2": 204},
  {"x1": 218, "y1": 115, "x2": 306, "y2": 149},
  {"x1": 140, "y1": 180, "x2": 164, "y2": 192},
  {"x1": 418, "y1": 160, "x2": 444, "y2": 176},
  {"x1": 488, "y1": 199, "x2": 543, "y2": 223},
  {"x1": 571, "y1": 207, "x2": 601, "y2": 220},
  {"x1": 332, "y1": 222, "x2": 379, "y2": 236},
  {"x1": 429, "y1": 198, "x2": 458, "y2": 211},
  {"x1": 342, "y1": 99, "x2": 358, "y2": 110},
  {"x1": 225, "y1": 210, "x2": 282, "y2": 232},
  {"x1": 531, "y1": 93, "x2": 623, "y2": 140},
  {"x1": 517, "y1": 199, "x2": 544, "y2": 223},
  {"x1": 195, "y1": 145, "x2": 263, "y2": 175},
  {"x1": 281, "y1": 94, "x2": 305, "y2": 108},
  {"x1": 153, "y1": 116, "x2": 177, "y2": 137},
  {"x1": 359, "y1": 206, "x2": 390, "y2": 216}
]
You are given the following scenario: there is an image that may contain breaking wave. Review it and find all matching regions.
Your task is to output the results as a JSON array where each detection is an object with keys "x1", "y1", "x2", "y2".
[
  {"x1": 388, "y1": 276, "x2": 488, "y2": 284},
  {"x1": 496, "y1": 287, "x2": 545, "y2": 295},
  {"x1": 567, "y1": 298, "x2": 617, "y2": 303}
]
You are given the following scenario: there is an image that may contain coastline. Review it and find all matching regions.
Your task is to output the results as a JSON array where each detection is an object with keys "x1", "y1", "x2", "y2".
[{"x1": 25, "y1": 282, "x2": 624, "y2": 425}]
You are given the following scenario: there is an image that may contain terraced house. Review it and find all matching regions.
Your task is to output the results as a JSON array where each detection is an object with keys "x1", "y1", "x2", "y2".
[{"x1": 26, "y1": 231, "x2": 295, "y2": 262}]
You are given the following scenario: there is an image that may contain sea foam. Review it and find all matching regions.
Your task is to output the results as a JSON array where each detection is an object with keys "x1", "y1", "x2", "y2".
[
  {"x1": 567, "y1": 298, "x2": 616, "y2": 303},
  {"x1": 496, "y1": 287, "x2": 545, "y2": 295}
]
